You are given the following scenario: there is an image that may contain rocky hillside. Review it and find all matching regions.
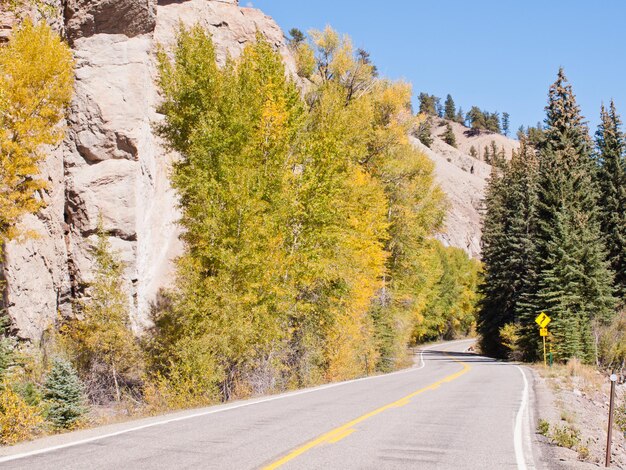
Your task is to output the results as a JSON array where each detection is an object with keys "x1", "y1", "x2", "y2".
[
  {"x1": 1, "y1": 0, "x2": 518, "y2": 341},
  {"x1": 417, "y1": 117, "x2": 519, "y2": 257}
]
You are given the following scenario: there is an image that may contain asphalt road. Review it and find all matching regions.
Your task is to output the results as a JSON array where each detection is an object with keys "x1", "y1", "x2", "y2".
[{"x1": 0, "y1": 339, "x2": 538, "y2": 469}]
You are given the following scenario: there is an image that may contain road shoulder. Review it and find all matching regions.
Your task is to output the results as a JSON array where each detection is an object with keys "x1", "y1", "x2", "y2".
[{"x1": 529, "y1": 366, "x2": 624, "y2": 469}]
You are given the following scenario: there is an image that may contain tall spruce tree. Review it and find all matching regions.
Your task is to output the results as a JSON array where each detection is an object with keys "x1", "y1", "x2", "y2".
[
  {"x1": 531, "y1": 68, "x2": 615, "y2": 361},
  {"x1": 478, "y1": 142, "x2": 538, "y2": 358},
  {"x1": 595, "y1": 101, "x2": 626, "y2": 302},
  {"x1": 444, "y1": 94, "x2": 456, "y2": 120}
]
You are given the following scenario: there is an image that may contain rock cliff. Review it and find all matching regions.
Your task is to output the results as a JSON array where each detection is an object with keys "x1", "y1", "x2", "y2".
[{"x1": 2, "y1": 0, "x2": 297, "y2": 340}]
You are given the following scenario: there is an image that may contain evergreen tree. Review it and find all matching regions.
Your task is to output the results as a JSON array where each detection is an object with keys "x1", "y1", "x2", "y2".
[
  {"x1": 43, "y1": 359, "x2": 87, "y2": 429},
  {"x1": 443, "y1": 123, "x2": 456, "y2": 148},
  {"x1": 531, "y1": 68, "x2": 615, "y2": 361},
  {"x1": 483, "y1": 145, "x2": 491, "y2": 164},
  {"x1": 595, "y1": 100, "x2": 626, "y2": 302},
  {"x1": 418, "y1": 93, "x2": 437, "y2": 116},
  {"x1": 467, "y1": 106, "x2": 486, "y2": 131},
  {"x1": 444, "y1": 94, "x2": 456, "y2": 120},
  {"x1": 485, "y1": 112, "x2": 501, "y2": 133},
  {"x1": 435, "y1": 98, "x2": 444, "y2": 118},
  {"x1": 502, "y1": 112, "x2": 510, "y2": 136},
  {"x1": 469, "y1": 145, "x2": 478, "y2": 158},
  {"x1": 456, "y1": 107, "x2": 465, "y2": 125},
  {"x1": 416, "y1": 117, "x2": 433, "y2": 148},
  {"x1": 478, "y1": 143, "x2": 538, "y2": 358},
  {"x1": 288, "y1": 28, "x2": 305, "y2": 46},
  {"x1": 489, "y1": 141, "x2": 506, "y2": 168}
]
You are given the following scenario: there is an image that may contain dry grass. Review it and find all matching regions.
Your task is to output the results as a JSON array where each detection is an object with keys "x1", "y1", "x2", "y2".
[{"x1": 536, "y1": 358, "x2": 604, "y2": 395}]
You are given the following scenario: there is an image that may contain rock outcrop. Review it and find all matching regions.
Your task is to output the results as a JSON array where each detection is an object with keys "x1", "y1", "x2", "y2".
[
  {"x1": 65, "y1": 0, "x2": 157, "y2": 42},
  {"x1": 415, "y1": 117, "x2": 519, "y2": 258},
  {"x1": 2, "y1": 0, "x2": 296, "y2": 339}
]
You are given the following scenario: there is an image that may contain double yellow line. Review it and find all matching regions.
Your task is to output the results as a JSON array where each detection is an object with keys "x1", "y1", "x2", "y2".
[{"x1": 263, "y1": 353, "x2": 471, "y2": 469}]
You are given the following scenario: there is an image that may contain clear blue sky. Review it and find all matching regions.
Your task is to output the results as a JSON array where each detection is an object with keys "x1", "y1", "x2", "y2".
[{"x1": 252, "y1": 0, "x2": 626, "y2": 136}]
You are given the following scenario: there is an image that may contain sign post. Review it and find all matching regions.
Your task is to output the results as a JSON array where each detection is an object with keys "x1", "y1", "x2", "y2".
[
  {"x1": 606, "y1": 373, "x2": 618, "y2": 467},
  {"x1": 535, "y1": 312, "x2": 551, "y2": 366}
]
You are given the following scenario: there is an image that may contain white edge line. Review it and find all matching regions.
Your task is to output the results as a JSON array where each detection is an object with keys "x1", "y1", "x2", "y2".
[
  {"x1": 0, "y1": 338, "x2": 474, "y2": 464},
  {"x1": 514, "y1": 365, "x2": 530, "y2": 470}
]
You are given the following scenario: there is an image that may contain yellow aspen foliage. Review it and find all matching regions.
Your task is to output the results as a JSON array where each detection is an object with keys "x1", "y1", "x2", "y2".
[
  {"x1": 151, "y1": 24, "x2": 480, "y2": 405},
  {"x1": 303, "y1": 27, "x2": 451, "y2": 370},
  {"x1": 413, "y1": 242, "x2": 482, "y2": 342},
  {"x1": 0, "y1": 381, "x2": 43, "y2": 445},
  {"x1": 0, "y1": 19, "x2": 73, "y2": 243},
  {"x1": 151, "y1": 27, "x2": 306, "y2": 403}
]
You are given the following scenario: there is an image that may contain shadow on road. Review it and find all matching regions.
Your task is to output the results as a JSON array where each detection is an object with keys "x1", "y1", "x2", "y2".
[{"x1": 418, "y1": 349, "x2": 507, "y2": 364}]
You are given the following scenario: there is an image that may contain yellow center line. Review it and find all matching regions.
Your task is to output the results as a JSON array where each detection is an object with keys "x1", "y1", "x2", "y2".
[{"x1": 262, "y1": 352, "x2": 471, "y2": 470}]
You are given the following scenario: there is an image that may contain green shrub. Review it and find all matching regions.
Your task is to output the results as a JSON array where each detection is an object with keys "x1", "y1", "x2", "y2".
[
  {"x1": 551, "y1": 424, "x2": 580, "y2": 449},
  {"x1": 537, "y1": 418, "x2": 550, "y2": 436},
  {"x1": 13, "y1": 381, "x2": 42, "y2": 407},
  {"x1": 43, "y1": 359, "x2": 88, "y2": 429}
]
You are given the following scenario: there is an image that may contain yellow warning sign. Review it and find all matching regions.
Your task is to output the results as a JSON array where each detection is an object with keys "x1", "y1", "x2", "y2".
[
  {"x1": 535, "y1": 312, "x2": 551, "y2": 328},
  {"x1": 539, "y1": 327, "x2": 548, "y2": 337}
]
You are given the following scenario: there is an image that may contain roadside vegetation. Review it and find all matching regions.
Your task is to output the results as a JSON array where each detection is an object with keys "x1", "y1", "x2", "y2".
[
  {"x1": 0, "y1": 20, "x2": 481, "y2": 444},
  {"x1": 145, "y1": 25, "x2": 479, "y2": 407},
  {"x1": 536, "y1": 359, "x2": 626, "y2": 465}
]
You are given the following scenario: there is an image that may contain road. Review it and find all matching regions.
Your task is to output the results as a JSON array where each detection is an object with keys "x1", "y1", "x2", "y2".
[{"x1": 0, "y1": 339, "x2": 538, "y2": 469}]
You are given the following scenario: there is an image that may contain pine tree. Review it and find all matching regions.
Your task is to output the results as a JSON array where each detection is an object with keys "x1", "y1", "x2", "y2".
[
  {"x1": 444, "y1": 94, "x2": 456, "y2": 120},
  {"x1": 531, "y1": 68, "x2": 615, "y2": 361},
  {"x1": 288, "y1": 28, "x2": 305, "y2": 46},
  {"x1": 418, "y1": 93, "x2": 437, "y2": 116},
  {"x1": 467, "y1": 106, "x2": 486, "y2": 131},
  {"x1": 43, "y1": 359, "x2": 87, "y2": 429},
  {"x1": 502, "y1": 112, "x2": 510, "y2": 136},
  {"x1": 595, "y1": 101, "x2": 626, "y2": 302},
  {"x1": 483, "y1": 145, "x2": 491, "y2": 164},
  {"x1": 485, "y1": 112, "x2": 501, "y2": 133},
  {"x1": 443, "y1": 123, "x2": 456, "y2": 148}
]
